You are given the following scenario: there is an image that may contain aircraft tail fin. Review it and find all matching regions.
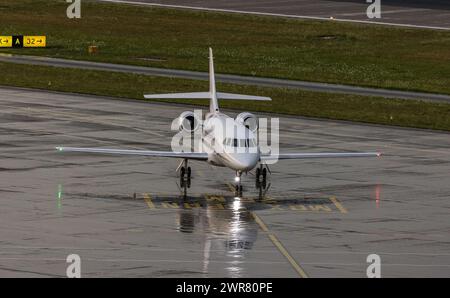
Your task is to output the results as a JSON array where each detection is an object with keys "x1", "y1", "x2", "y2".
[
  {"x1": 143, "y1": 48, "x2": 272, "y2": 112},
  {"x1": 209, "y1": 47, "x2": 219, "y2": 113}
]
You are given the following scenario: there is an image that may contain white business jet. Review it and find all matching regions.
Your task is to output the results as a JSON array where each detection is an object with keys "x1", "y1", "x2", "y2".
[{"x1": 57, "y1": 48, "x2": 380, "y2": 194}]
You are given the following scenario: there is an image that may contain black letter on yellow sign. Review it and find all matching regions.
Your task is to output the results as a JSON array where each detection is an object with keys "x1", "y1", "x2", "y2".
[{"x1": 12, "y1": 36, "x2": 23, "y2": 48}]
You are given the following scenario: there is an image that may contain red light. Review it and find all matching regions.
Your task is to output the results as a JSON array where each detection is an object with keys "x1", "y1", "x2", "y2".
[{"x1": 375, "y1": 184, "x2": 381, "y2": 209}]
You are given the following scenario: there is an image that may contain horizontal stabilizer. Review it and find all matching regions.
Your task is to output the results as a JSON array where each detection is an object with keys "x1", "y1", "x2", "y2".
[
  {"x1": 144, "y1": 92, "x2": 271, "y2": 101},
  {"x1": 144, "y1": 92, "x2": 211, "y2": 99},
  {"x1": 217, "y1": 92, "x2": 272, "y2": 101}
]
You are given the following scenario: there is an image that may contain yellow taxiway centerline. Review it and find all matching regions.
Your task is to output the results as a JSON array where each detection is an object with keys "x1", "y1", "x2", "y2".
[{"x1": 252, "y1": 212, "x2": 308, "y2": 278}]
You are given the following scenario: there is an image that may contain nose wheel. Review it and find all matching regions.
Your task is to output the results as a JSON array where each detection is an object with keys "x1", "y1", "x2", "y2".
[
  {"x1": 178, "y1": 159, "x2": 191, "y2": 188},
  {"x1": 235, "y1": 171, "x2": 243, "y2": 196}
]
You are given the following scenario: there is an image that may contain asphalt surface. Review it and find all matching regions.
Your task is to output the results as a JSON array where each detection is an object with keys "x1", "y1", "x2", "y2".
[
  {"x1": 1, "y1": 54, "x2": 450, "y2": 103},
  {"x1": 0, "y1": 86, "x2": 449, "y2": 277},
  {"x1": 97, "y1": 0, "x2": 450, "y2": 30}
]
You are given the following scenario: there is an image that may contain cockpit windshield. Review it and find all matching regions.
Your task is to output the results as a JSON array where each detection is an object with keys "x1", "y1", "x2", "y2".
[{"x1": 223, "y1": 138, "x2": 257, "y2": 148}]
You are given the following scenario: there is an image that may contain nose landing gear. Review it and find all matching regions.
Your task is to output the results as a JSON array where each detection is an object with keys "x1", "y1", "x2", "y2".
[
  {"x1": 235, "y1": 171, "x2": 243, "y2": 196},
  {"x1": 178, "y1": 159, "x2": 191, "y2": 188}
]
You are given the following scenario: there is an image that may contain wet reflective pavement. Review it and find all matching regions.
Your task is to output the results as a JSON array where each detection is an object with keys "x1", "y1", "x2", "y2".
[
  {"x1": 0, "y1": 87, "x2": 449, "y2": 277},
  {"x1": 106, "y1": 0, "x2": 450, "y2": 30}
]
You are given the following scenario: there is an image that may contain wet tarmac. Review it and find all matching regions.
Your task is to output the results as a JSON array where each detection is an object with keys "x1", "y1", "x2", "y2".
[
  {"x1": 0, "y1": 87, "x2": 449, "y2": 277},
  {"x1": 99, "y1": 0, "x2": 450, "y2": 30}
]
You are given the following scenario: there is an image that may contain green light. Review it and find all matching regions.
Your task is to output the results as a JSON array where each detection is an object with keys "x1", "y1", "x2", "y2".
[{"x1": 57, "y1": 184, "x2": 63, "y2": 210}]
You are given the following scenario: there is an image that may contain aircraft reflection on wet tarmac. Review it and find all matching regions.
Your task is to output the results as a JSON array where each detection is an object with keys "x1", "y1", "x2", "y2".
[
  {"x1": 58, "y1": 185, "x2": 348, "y2": 247},
  {"x1": 176, "y1": 199, "x2": 259, "y2": 276},
  {"x1": 56, "y1": 183, "x2": 350, "y2": 277}
]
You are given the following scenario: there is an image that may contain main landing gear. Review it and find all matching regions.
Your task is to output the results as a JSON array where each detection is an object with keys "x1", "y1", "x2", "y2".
[
  {"x1": 178, "y1": 159, "x2": 191, "y2": 188},
  {"x1": 234, "y1": 165, "x2": 270, "y2": 197},
  {"x1": 255, "y1": 164, "x2": 268, "y2": 189}
]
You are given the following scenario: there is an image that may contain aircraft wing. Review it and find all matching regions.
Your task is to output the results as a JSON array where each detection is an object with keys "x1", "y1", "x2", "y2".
[
  {"x1": 56, "y1": 147, "x2": 208, "y2": 160},
  {"x1": 261, "y1": 152, "x2": 381, "y2": 161}
]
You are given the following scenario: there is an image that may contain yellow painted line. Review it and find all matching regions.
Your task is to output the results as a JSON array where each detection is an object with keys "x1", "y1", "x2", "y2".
[
  {"x1": 289, "y1": 205, "x2": 309, "y2": 212},
  {"x1": 252, "y1": 212, "x2": 269, "y2": 232},
  {"x1": 226, "y1": 182, "x2": 235, "y2": 193},
  {"x1": 269, "y1": 204, "x2": 284, "y2": 211},
  {"x1": 182, "y1": 202, "x2": 201, "y2": 209},
  {"x1": 240, "y1": 197, "x2": 255, "y2": 203},
  {"x1": 308, "y1": 205, "x2": 332, "y2": 212},
  {"x1": 143, "y1": 193, "x2": 155, "y2": 209},
  {"x1": 212, "y1": 203, "x2": 225, "y2": 209},
  {"x1": 262, "y1": 195, "x2": 277, "y2": 204},
  {"x1": 330, "y1": 197, "x2": 348, "y2": 214},
  {"x1": 205, "y1": 194, "x2": 226, "y2": 202},
  {"x1": 268, "y1": 234, "x2": 308, "y2": 278},
  {"x1": 161, "y1": 202, "x2": 179, "y2": 209},
  {"x1": 252, "y1": 213, "x2": 308, "y2": 278}
]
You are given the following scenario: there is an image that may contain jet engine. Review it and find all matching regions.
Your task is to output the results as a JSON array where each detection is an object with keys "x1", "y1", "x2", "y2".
[
  {"x1": 177, "y1": 111, "x2": 201, "y2": 132},
  {"x1": 235, "y1": 112, "x2": 258, "y2": 132}
]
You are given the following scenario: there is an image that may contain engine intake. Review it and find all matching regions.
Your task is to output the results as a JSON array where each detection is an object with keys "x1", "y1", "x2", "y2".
[
  {"x1": 177, "y1": 111, "x2": 200, "y2": 132},
  {"x1": 236, "y1": 112, "x2": 258, "y2": 132}
]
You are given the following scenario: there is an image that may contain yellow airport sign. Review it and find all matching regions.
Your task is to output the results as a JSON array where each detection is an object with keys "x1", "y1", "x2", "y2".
[
  {"x1": 23, "y1": 36, "x2": 46, "y2": 48},
  {"x1": 0, "y1": 36, "x2": 46, "y2": 48},
  {"x1": 0, "y1": 36, "x2": 12, "y2": 47}
]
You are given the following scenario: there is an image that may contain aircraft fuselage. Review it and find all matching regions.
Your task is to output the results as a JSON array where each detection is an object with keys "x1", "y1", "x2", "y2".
[{"x1": 203, "y1": 112, "x2": 259, "y2": 172}]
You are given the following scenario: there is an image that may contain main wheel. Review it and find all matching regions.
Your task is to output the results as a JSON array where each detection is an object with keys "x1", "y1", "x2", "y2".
[
  {"x1": 262, "y1": 168, "x2": 267, "y2": 189},
  {"x1": 187, "y1": 167, "x2": 191, "y2": 179},
  {"x1": 255, "y1": 168, "x2": 261, "y2": 188},
  {"x1": 180, "y1": 167, "x2": 186, "y2": 186},
  {"x1": 235, "y1": 184, "x2": 243, "y2": 196}
]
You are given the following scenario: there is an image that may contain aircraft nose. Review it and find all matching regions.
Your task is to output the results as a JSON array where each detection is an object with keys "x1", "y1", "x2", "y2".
[{"x1": 232, "y1": 153, "x2": 259, "y2": 171}]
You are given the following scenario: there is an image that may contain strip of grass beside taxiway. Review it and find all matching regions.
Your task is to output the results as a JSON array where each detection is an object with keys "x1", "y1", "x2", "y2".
[{"x1": 1, "y1": 62, "x2": 449, "y2": 131}]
